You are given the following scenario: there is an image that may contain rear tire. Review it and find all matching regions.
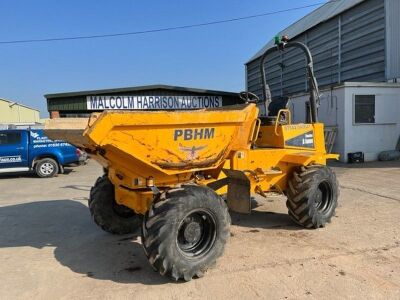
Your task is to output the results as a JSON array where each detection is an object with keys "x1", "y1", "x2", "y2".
[
  {"x1": 141, "y1": 185, "x2": 230, "y2": 281},
  {"x1": 89, "y1": 175, "x2": 142, "y2": 234},
  {"x1": 35, "y1": 158, "x2": 59, "y2": 178},
  {"x1": 286, "y1": 165, "x2": 338, "y2": 229}
]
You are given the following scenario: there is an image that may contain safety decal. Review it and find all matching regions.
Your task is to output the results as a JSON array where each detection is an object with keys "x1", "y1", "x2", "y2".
[{"x1": 285, "y1": 131, "x2": 315, "y2": 148}]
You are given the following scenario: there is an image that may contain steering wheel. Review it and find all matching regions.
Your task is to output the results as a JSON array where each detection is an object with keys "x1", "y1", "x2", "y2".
[{"x1": 239, "y1": 91, "x2": 260, "y2": 104}]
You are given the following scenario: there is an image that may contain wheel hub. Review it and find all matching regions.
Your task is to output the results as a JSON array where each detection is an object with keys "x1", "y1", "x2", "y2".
[
  {"x1": 315, "y1": 181, "x2": 332, "y2": 213},
  {"x1": 40, "y1": 163, "x2": 54, "y2": 175},
  {"x1": 183, "y1": 220, "x2": 202, "y2": 244},
  {"x1": 177, "y1": 210, "x2": 216, "y2": 257},
  {"x1": 315, "y1": 189, "x2": 322, "y2": 204}
]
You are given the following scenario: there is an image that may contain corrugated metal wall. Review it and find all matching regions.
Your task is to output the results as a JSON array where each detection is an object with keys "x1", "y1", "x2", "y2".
[
  {"x1": 386, "y1": 0, "x2": 400, "y2": 80},
  {"x1": 246, "y1": 0, "x2": 386, "y2": 99}
]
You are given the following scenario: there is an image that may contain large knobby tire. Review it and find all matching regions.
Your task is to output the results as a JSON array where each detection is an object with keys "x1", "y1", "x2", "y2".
[
  {"x1": 35, "y1": 158, "x2": 59, "y2": 178},
  {"x1": 141, "y1": 185, "x2": 231, "y2": 281},
  {"x1": 286, "y1": 165, "x2": 339, "y2": 229},
  {"x1": 89, "y1": 175, "x2": 142, "y2": 234}
]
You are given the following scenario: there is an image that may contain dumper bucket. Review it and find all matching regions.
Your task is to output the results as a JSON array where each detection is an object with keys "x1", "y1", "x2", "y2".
[{"x1": 45, "y1": 104, "x2": 259, "y2": 175}]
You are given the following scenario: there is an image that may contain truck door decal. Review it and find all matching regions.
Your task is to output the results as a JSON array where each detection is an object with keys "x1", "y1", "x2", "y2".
[{"x1": 0, "y1": 155, "x2": 22, "y2": 163}]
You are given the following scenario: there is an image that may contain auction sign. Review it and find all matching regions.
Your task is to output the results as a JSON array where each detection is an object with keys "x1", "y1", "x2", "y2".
[{"x1": 86, "y1": 95, "x2": 222, "y2": 110}]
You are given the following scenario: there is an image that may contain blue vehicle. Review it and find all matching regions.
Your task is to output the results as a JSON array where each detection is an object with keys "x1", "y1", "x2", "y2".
[{"x1": 0, "y1": 129, "x2": 80, "y2": 178}]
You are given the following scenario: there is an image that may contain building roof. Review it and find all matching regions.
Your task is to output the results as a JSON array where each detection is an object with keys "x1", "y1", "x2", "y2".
[
  {"x1": 247, "y1": 0, "x2": 365, "y2": 63},
  {"x1": 45, "y1": 84, "x2": 239, "y2": 99},
  {"x1": 0, "y1": 97, "x2": 40, "y2": 112}
]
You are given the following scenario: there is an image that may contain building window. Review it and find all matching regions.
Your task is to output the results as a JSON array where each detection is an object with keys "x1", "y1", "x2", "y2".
[
  {"x1": 0, "y1": 132, "x2": 21, "y2": 145},
  {"x1": 354, "y1": 95, "x2": 375, "y2": 124}
]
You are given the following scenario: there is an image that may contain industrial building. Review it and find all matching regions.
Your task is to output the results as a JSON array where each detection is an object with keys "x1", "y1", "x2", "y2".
[
  {"x1": 45, "y1": 85, "x2": 241, "y2": 118},
  {"x1": 0, "y1": 98, "x2": 41, "y2": 126},
  {"x1": 246, "y1": 0, "x2": 400, "y2": 162}
]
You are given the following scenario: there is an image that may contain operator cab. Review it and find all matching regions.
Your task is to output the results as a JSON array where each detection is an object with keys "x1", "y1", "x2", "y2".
[{"x1": 239, "y1": 35, "x2": 321, "y2": 150}]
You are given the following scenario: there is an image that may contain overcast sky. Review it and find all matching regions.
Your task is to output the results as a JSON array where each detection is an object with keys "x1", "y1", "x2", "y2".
[{"x1": 0, "y1": 0, "x2": 324, "y2": 117}]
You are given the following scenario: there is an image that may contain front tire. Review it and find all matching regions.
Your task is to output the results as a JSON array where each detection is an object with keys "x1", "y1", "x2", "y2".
[
  {"x1": 286, "y1": 165, "x2": 338, "y2": 229},
  {"x1": 35, "y1": 158, "x2": 59, "y2": 178},
  {"x1": 141, "y1": 185, "x2": 230, "y2": 281},
  {"x1": 89, "y1": 175, "x2": 142, "y2": 234}
]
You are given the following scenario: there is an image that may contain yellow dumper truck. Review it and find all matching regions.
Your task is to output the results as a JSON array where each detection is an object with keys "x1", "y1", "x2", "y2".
[{"x1": 45, "y1": 37, "x2": 339, "y2": 281}]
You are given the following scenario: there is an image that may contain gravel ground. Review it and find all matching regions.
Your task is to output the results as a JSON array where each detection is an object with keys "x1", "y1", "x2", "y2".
[{"x1": 0, "y1": 159, "x2": 399, "y2": 299}]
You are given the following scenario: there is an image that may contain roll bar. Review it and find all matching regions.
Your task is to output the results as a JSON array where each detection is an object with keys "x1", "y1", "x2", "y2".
[{"x1": 259, "y1": 37, "x2": 320, "y2": 123}]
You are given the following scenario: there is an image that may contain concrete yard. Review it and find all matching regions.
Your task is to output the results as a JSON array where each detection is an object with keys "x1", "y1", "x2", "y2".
[{"x1": 0, "y1": 160, "x2": 399, "y2": 299}]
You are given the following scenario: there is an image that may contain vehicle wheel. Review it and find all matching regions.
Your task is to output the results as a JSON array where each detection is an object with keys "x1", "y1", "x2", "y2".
[
  {"x1": 286, "y1": 165, "x2": 339, "y2": 229},
  {"x1": 89, "y1": 175, "x2": 142, "y2": 234},
  {"x1": 35, "y1": 158, "x2": 59, "y2": 178},
  {"x1": 141, "y1": 185, "x2": 231, "y2": 281}
]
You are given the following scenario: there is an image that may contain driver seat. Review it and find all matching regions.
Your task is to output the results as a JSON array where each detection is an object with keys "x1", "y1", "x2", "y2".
[{"x1": 260, "y1": 96, "x2": 289, "y2": 125}]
